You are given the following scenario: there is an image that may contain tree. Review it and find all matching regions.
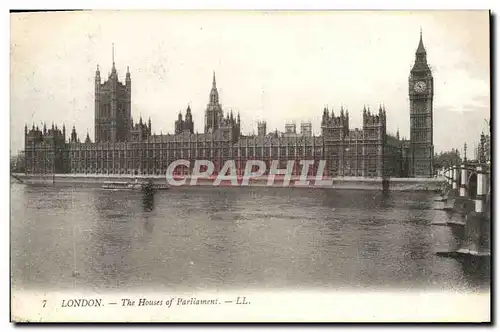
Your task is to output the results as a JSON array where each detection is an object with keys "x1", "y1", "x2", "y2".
[{"x1": 433, "y1": 149, "x2": 462, "y2": 170}]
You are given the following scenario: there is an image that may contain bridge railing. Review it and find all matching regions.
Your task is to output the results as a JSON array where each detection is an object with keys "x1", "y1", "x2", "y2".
[{"x1": 441, "y1": 162, "x2": 490, "y2": 214}]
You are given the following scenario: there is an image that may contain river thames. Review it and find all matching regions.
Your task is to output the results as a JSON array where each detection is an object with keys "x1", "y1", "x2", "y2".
[{"x1": 10, "y1": 183, "x2": 490, "y2": 293}]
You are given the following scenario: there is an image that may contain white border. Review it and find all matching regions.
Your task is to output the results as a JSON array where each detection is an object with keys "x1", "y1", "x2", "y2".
[{"x1": 4, "y1": 1, "x2": 497, "y2": 330}]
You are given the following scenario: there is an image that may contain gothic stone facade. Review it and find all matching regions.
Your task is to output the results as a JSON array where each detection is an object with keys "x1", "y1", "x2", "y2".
[
  {"x1": 24, "y1": 34, "x2": 432, "y2": 178},
  {"x1": 409, "y1": 32, "x2": 434, "y2": 177}
]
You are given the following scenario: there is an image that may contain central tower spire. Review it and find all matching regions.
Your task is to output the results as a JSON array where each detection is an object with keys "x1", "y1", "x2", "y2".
[
  {"x1": 209, "y1": 71, "x2": 219, "y2": 104},
  {"x1": 111, "y1": 43, "x2": 116, "y2": 74},
  {"x1": 205, "y1": 71, "x2": 223, "y2": 133}
]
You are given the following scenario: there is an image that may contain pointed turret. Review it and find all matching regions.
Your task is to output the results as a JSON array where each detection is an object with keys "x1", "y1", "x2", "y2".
[
  {"x1": 322, "y1": 107, "x2": 329, "y2": 126},
  {"x1": 416, "y1": 28, "x2": 426, "y2": 54},
  {"x1": 175, "y1": 110, "x2": 185, "y2": 134},
  {"x1": 126, "y1": 65, "x2": 131, "y2": 85},
  {"x1": 184, "y1": 105, "x2": 192, "y2": 122},
  {"x1": 95, "y1": 64, "x2": 101, "y2": 83},
  {"x1": 185, "y1": 105, "x2": 194, "y2": 132},
  {"x1": 111, "y1": 43, "x2": 117, "y2": 75},
  {"x1": 412, "y1": 29, "x2": 430, "y2": 72},
  {"x1": 71, "y1": 125, "x2": 78, "y2": 142},
  {"x1": 209, "y1": 71, "x2": 219, "y2": 105},
  {"x1": 396, "y1": 127, "x2": 400, "y2": 140}
]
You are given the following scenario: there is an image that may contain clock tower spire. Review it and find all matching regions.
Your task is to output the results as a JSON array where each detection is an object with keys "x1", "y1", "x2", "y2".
[{"x1": 409, "y1": 29, "x2": 434, "y2": 178}]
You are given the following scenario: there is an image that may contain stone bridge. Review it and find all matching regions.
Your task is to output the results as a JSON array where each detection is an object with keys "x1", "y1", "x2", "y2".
[{"x1": 436, "y1": 162, "x2": 490, "y2": 257}]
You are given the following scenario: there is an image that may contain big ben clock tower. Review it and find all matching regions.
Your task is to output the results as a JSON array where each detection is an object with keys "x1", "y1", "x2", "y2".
[{"x1": 409, "y1": 30, "x2": 434, "y2": 177}]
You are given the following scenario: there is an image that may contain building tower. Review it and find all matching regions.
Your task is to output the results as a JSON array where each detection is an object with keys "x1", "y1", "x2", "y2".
[
  {"x1": 205, "y1": 71, "x2": 223, "y2": 133},
  {"x1": 409, "y1": 30, "x2": 434, "y2": 177},
  {"x1": 300, "y1": 121, "x2": 312, "y2": 137},
  {"x1": 257, "y1": 121, "x2": 267, "y2": 136},
  {"x1": 321, "y1": 107, "x2": 349, "y2": 177},
  {"x1": 184, "y1": 105, "x2": 194, "y2": 134},
  {"x1": 175, "y1": 111, "x2": 184, "y2": 134},
  {"x1": 94, "y1": 44, "x2": 132, "y2": 142}
]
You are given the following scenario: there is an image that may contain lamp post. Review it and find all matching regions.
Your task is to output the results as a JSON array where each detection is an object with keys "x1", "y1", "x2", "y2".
[
  {"x1": 479, "y1": 133, "x2": 486, "y2": 164},
  {"x1": 53, "y1": 140, "x2": 55, "y2": 185}
]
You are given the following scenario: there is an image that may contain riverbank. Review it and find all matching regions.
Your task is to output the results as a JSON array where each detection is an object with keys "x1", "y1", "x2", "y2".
[{"x1": 12, "y1": 173, "x2": 443, "y2": 191}]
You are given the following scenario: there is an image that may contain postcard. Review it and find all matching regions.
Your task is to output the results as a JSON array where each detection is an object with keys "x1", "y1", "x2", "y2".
[{"x1": 10, "y1": 10, "x2": 491, "y2": 323}]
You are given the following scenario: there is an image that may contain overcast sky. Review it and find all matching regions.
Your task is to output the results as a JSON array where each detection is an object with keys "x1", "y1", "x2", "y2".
[{"x1": 10, "y1": 10, "x2": 490, "y2": 155}]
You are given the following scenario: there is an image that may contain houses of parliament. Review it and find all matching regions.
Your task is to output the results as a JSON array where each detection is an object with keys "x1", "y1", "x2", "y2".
[{"x1": 23, "y1": 33, "x2": 434, "y2": 178}]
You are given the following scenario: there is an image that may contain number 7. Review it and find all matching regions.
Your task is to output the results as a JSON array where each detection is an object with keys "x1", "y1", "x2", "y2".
[{"x1": 42, "y1": 300, "x2": 47, "y2": 308}]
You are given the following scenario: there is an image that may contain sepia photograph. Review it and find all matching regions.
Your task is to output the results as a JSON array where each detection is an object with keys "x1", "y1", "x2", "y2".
[{"x1": 9, "y1": 9, "x2": 491, "y2": 323}]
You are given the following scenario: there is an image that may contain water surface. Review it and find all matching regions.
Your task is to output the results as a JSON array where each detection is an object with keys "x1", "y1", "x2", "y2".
[{"x1": 10, "y1": 184, "x2": 490, "y2": 292}]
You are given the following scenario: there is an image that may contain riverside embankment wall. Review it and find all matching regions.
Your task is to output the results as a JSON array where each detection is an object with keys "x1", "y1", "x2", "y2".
[{"x1": 12, "y1": 173, "x2": 443, "y2": 192}]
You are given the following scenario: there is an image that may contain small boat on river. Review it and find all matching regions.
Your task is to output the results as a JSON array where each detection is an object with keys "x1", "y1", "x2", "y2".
[
  {"x1": 102, "y1": 180, "x2": 169, "y2": 191},
  {"x1": 142, "y1": 181, "x2": 170, "y2": 191},
  {"x1": 102, "y1": 181, "x2": 141, "y2": 190}
]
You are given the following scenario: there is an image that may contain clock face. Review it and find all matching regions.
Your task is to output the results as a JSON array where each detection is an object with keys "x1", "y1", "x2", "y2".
[{"x1": 414, "y1": 81, "x2": 427, "y2": 93}]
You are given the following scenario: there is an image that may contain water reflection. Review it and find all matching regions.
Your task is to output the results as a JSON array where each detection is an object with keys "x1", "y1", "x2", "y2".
[
  {"x1": 92, "y1": 191, "x2": 134, "y2": 220},
  {"x1": 142, "y1": 191, "x2": 155, "y2": 212},
  {"x1": 10, "y1": 184, "x2": 491, "y2": 292},
  {"x1": 86, "y1": 191, "x2": 137, "y2": 288},
  {"x1": 142, "y1": 191, "x2": 155, "y2": 234},
  {"x1": 379, "y1": 191, "x2": 393, "y2": 209}
]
